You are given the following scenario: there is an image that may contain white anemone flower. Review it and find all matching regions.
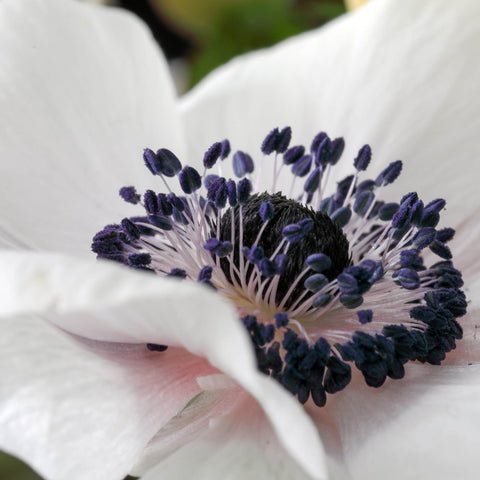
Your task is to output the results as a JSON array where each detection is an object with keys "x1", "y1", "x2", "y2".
[{"x1": 0, "y1": 0, "x2": 479, "y2": 479}]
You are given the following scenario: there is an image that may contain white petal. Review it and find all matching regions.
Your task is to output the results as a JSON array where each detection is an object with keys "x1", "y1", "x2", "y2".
[
  {"x1": 0, "y1": 0, "x2": 184, "y2": 254},
  {"x1": 0, "y1": 251, "x2": 327, "y2": 479},
  {"x1": 180, "y1": 0, "x2": 480, "y2": 223},
  {"x1": 139, "y1": 389, "x2": 348, "y2": 480},
  {"x1": 313, "y1": 364, "x2": 480, "y2": 480},
  {"x1": 0, "y1": 314, "x2": 212, "y2": 480}
]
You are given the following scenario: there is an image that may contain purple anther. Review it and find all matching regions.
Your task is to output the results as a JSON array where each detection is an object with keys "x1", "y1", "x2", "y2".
[
  {"x1": 203, "y1": 142, "x2": 223, "y2": 169},
  {"x1": 220, "y1": 139, "x2": 231, "y2": 159},
  {"x1": 259, "y1": 201, "x2": 274, "y2": 222},
  {"x1": 357, "y1": 310, "x2": 373, "y2": 324},
  {"x1": 291, "y1": 154, "x2": 312, "y2": 177},
  {"x1": 233, "y1": 151, "x2": 254, "y2": 178},
  {"x1": 119, "y1": 186, "x2": 140, "y2": 204},
  {"x1": 276, "y1": 126, "x2": 292, "y2": 153},
  {"x1": 262, "y1": 127, "x2": 280, "y2": 155},
  {"x1": 393, "y1": 268, "x2": 420, "y2": 290},
  {"x1": 304, "y1": 274, "x2": 328, "y2": 293},
  {"x1": 179, "y1": 166, "x2": 202, "y2": 194},
  {"x1": 304, "y1": 167, "x2": 321, "y2": 194},
  {"x1": 306, "y1": 253, "x2": 332, "y2": 272},
  {"x1": 353, "y1": 145, "x2": 372, "y2": 171},
  {"x1": 143, "y1": 190, "x2": 159, "y2": 215},
  {"x1": 375, "y1": 160, "x2": 402, "y2": 186},
  {"x1": 283, "y1": 145, "x2": 305, "y2": 165}
]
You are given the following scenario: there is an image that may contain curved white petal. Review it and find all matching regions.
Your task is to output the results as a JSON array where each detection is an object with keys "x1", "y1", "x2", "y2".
[
  {"x1": 312, "y1": 364, "x2": 480, "y2": 480},
  {"x1": 181, "y1": 0, "x2": 480, "y2": 225},
  {"x1": 139, "y1": 389, "x2": 349, "y2": 480},
  {"x1": 0, "y1": 316, "x2": 213, "y2": 480},
  {"x1": 0, "y1": 251, "x2": 327, "y2": 480},
  {"x1": 0, "y1": 0, "x2": 184, "y2": 254}
]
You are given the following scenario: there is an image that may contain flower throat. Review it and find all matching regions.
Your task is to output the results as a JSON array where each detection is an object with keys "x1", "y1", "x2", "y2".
[{"x1": 218, "y1": 192, "x2": 350, "y2": 308}]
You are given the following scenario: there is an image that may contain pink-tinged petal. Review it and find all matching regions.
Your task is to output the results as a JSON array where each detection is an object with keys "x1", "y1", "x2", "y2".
[
  {"x1": 0, "y1": 251, "x2": 327, "y2": 479},
  {"x1": 311, "y1": 364, "x2": 480, "y2": 480},
  {"x1": 0, "y1": 0, "x2": 184, "y2": 254},
  {"x1": 449, "y1": 214, "x2": 480, "y2": 289},
  {"x1": 130, "y1": 387, "x2": 243, "y2": 476},
  {"x1": 139, "y1": 389, "x2": 348, "y2": 480},
  {"x1": 439, "y1": 214, "x2": 480, "y2": 364},
  {"x1": 180, "y1": 0, "x2": 480, "y2": 224},
  {"x1": 445, "y1": 307, "x2": 480, "y2": 365},
  {"x1": 0, "y1": 314, "x2": 213, "y2": 480}
]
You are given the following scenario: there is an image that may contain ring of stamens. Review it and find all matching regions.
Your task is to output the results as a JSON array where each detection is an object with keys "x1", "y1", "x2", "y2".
[{"x1": 92, "y1": 126, "x2": 466, "y2": 407}]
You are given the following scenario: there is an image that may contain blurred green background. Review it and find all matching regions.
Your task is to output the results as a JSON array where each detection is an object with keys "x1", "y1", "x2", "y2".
[
  {"x1": 91, "y1": 0, "x2": 348, "y2": 92},
  {"x1": 1, "y1": 0, "x2": 352, "y2": 478},
  {"x1": 153, "y1": 0, "x2": 346, "y2": 87}
]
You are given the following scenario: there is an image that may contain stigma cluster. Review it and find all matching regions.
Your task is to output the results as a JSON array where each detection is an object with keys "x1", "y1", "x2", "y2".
[{"x1": 92, "y1": 127, "x2": 466, "y2": 407}]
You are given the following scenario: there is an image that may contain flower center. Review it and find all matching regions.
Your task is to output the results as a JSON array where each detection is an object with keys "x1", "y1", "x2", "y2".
[
  {"x1": 92, "y1": 126, "x2": 466, "y2": 407},
  {"x1": 218, "y1": 191, "x2": 350, "y2": 308}
]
